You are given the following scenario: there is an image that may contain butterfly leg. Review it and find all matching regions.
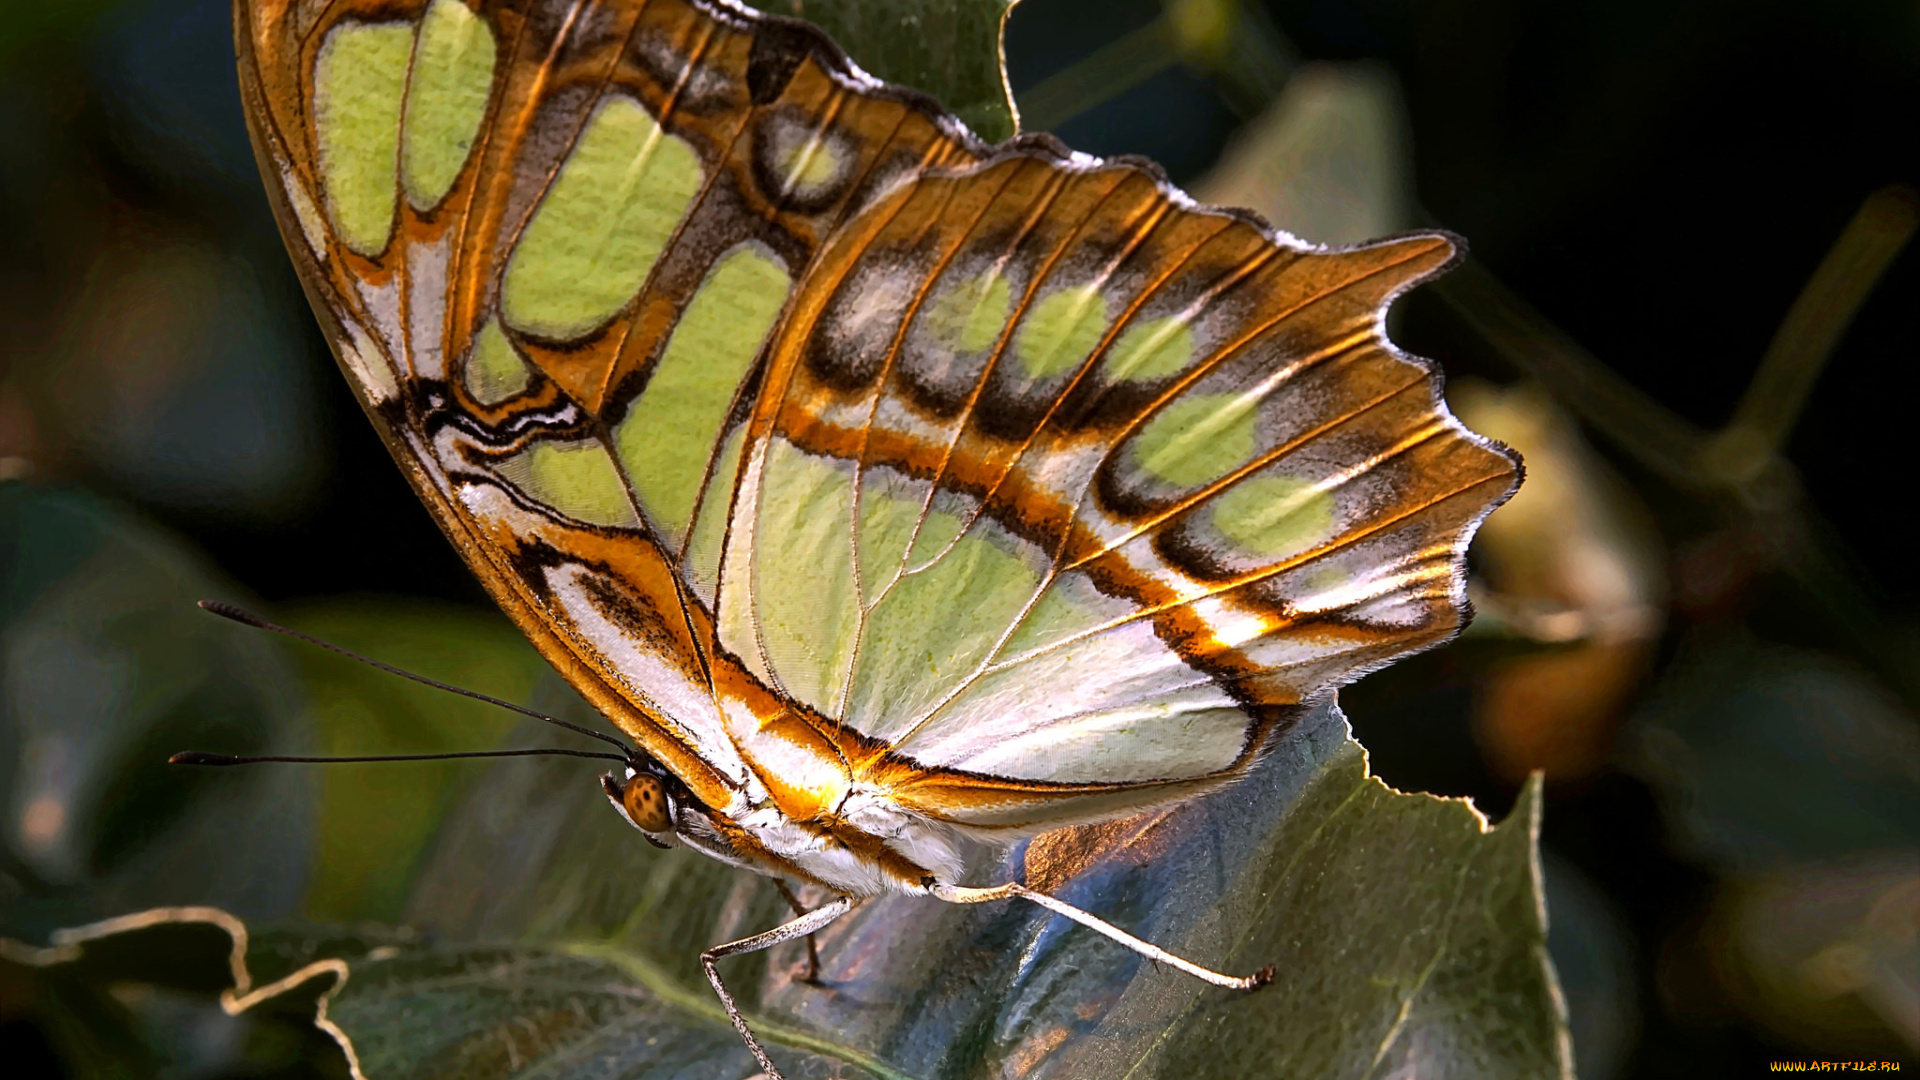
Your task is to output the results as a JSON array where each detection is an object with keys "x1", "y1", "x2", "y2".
[
  {"x1": 771, "y1": 878, "x2": 823, "y2": 983},
  {"x1": 929, "y1": 882, "x2": 1274, "y2": 990},
  {"x1": 702, "y1": 894, "x2": 855, "y2": 1080}
]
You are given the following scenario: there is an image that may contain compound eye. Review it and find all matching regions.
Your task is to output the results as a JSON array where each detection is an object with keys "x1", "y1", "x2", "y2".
[{"x1": 622, "y1": 774, "x2": 673, "y2": 833}]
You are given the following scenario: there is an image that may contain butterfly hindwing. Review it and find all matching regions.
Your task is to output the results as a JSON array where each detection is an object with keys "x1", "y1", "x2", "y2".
[{"x1": 727, "y1": 153, "x2": 1516, "y2": 828}]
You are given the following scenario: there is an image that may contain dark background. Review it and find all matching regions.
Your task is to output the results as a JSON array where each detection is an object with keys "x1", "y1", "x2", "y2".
[{"x1": 1, "y1": 1, "x2": 1914, "y2": 1076}]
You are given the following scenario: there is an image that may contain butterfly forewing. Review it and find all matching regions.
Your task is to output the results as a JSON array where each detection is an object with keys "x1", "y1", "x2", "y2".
[
  {"x1": 238, "y1": 0, "x2": 1518, "y2": 838},
  {"x1": 237, "y1": 0, "x2": 987, "y2": 810}
]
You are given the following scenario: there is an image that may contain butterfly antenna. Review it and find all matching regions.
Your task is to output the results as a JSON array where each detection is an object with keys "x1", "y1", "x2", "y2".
[{"x1": 195, "y1": 599, "x2": 633, "y2": 756}]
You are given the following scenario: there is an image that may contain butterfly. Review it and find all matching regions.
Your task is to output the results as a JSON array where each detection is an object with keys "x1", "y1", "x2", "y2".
[{"x1": 231, "y1": 0, "x2": 1519, "y2": 1073}]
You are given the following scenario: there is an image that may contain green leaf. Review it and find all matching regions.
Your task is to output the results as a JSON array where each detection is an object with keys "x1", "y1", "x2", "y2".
[
  {"x1": 330, "y1": 946, "x2": 884, "y2": 1080},
  {"x1": 7, "y1": 691, "x2": 1566, "y2": 1068},
  {"x1": 750, "y1": 0, "x2": 1021, "y2": 141},
  {"x1": 1195, "y1": 62, "x2": 1411, "y2": 246},
  {"x1": 0, "y1": 485, "x2": 314, "y2": 942},
  {"x1": 0, "y1": 907, "x2": 395, "y2": 1080},
  {"x1": 0, "y1": 0, "x2": 128, "y2": 68},
  {"x1": 1626, "y1": 630, "x2": 1920, "y2": 871},
  {"x1": 281, "y1": 598, "x2": 550, "y2": 924},
  {"x1": 5, "y1": 699, "x2": 1569, "y2": 1079},
  {"x1": 0, "y1": 492, "x2": 1569, "y2": 1077},
  {"x1": 316, "y1": 694, "x2": 1564, "y2": 1078}
]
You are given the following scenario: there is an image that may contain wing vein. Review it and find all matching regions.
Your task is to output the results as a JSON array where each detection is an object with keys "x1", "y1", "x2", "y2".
[{"x1": 982, "y1": 452, "x2": 1507, "y2": 680}]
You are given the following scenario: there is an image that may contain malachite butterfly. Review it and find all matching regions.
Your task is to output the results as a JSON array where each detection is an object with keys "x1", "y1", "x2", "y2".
[{"x1": 231, "y1": 0, "x2": 1520, "y2": 1073}]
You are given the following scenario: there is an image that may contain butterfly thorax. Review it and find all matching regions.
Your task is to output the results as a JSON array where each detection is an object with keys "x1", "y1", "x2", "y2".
[{"x1": 604, "y1": 734, "x2": 967, "y2": 896}]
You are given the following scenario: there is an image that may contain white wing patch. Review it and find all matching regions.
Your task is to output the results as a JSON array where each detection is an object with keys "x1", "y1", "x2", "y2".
[
  {"x1": 540, "y1": 560, "x2": 748, "y2": 785},
  {"x1": 722, "y1": 431, "x2": 1259, "y2": 785},
  {"x1": 403, "y1": 237, "x2": 449, "y2": 379},
  {"x1": 898, "y1": 615, "x2": 1248, "y2": 783},
  {"x1": 450, "y1": 477, "x2": 750, "y2": 788},
  {"x1": 337, "y1": 317, "x2": 399, "y2": 405}
]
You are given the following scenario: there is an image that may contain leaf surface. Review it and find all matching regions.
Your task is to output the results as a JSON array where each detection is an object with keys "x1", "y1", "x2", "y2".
[
  {"x1": 0, "y1": 486, "x2": 313, "y2": 941},
  {"x1": 4, "y1": 699, "x2": 1569, "y2": 1079},
  {"x1": 344, "y1": 694, "x2": 1570, "y2": 1079},
  {"x1": 750, "y1": 0, "x2": 1020, "y2": 140},
  {"x1": 283, "y1": 599, "x2": 549, "y2": 923}
]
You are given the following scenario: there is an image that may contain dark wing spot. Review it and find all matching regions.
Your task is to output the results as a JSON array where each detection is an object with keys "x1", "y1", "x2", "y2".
[{"x1": 748, "y1": 23, "x2": 812, "y2": 105}]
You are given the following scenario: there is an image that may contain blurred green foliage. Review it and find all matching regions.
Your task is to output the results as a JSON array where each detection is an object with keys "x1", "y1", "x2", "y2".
[
  {"x1": 0, "y1": 488, "x2": 312, "y2": 941},
  {"x1": 0, "y1": 0, "x2": 128, "y2": 67},
  {"x1": 285, "y1": 600, "x2": 546, "y2": 923},
  {"x1": 751, "y1": 0, "x2": 1020, "y2": 140}
]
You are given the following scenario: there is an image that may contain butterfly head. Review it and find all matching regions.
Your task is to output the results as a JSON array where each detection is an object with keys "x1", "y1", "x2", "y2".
[{"x1": 602, "y1": 756, "x2": 685, "y2": 849}]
